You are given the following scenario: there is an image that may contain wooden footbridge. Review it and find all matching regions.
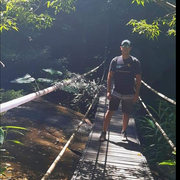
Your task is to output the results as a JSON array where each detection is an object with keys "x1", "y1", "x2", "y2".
[
  {"x1": 0, "y1": 61, "x2": 176, "y2": 179},
  {"x1": 71, "y1": 90, "x2": 153, "y2": 180}
]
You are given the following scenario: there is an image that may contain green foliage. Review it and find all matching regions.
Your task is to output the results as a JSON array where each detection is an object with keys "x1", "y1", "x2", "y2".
[
  {"x1": 46, "y1": 0, "x2": 76, "y2": 14},
  {"x1": 0, "y1": 0, "x2": 76, "y2": 32},
  {"x1": 0, "y1": 89, "x2": 24, "y2": 103},
  {"x1": 159, "y1": 159, "x2": 176, "y2": 166},
  {"x1": 128, "y1": 0, "x2": 176, "y2": 39},
  {"x1": 132, "y1": 0, "x2": 153, "y2": 6},
  {"x1": 135, "y1": 100, "x2": 176, "y2": 178},
  {"x1": 0, "y1": 126, "x2": 27, "y2": 146},
  {"x1": 37, "y1": 78, "x2": 54, "y2": 83},
  {"x1": 42, "y1": 68, "x2": 63, "y2": 76},
  {"x1": 10, "y1": 58, "x2": 68, "y2": 91},
  {"x1": 62, "y1": 76, "x2": 99, "y2": 95},
  {"x1": 11, "y1": 69, "x2": 63, "y2": 88},
  {"x1": 62, "y1": 75, "x2": 103, "y2": 112},
  {"x1": 36, "y1": 68, "x2": 63, "y2": 86},
  {"x1": 0, "y1": 125, "x2": 27, "y2": 176},
  {"x1": 0, "y1": 166, "x2": 6, "y2": 176},
  {"x1": 8, "y1": 67, "x2": 101, "y2": 114},
  {"x1": 11, "y1": 74, "x2": 35, "y2": 84},
  {"x1": 166, "y1": 13, "x2": 176, "y2": 36},
  {"x1": 0, "y1": 92, "x2": 28, "y2": 175},
  {"x1": 127, "y1": 19, "x2": 160, "y2": 40},
  {"x1": 1, "y1": 0, "x2": 52, "y2": 32},
  {"x1": 11, "y1": 74, "x2": 42, "y2": 92},
  {"x1": 0, "y1": 128, "x2": 5, "y2": 145}
]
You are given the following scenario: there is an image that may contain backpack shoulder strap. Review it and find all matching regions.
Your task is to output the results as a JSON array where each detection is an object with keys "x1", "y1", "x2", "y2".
[
  {"x1": 130, "y1": 55, "x2": 138, "y2": 62},
  {"x1": 109, "y1": 56, "x2": 119, "y2": 71},
  {"x1": 116, "y1": 55, "x2": 124, "y2": 64}
]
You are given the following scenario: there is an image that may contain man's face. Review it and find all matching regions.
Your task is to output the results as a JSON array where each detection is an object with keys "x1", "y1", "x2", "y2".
[{"x1": 120, "y1": 44, "x2": 132, "y2": 53}]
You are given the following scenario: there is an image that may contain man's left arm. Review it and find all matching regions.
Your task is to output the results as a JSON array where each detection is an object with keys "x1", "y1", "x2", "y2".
[{"x1": 133, "y1": 74, "x2": 142, "y2": 103}]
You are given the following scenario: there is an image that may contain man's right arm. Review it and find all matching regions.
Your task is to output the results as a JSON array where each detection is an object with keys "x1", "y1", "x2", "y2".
[{"x1": 107, "y1": 71, "x2": 113, "y2": 100}]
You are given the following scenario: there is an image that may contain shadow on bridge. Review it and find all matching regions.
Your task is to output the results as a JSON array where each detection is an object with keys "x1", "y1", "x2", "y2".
[
  {"x1": 108, "y1": 139, "x2": 140, "y2": 152},
  {"x1": 71, "y1": 91, "x2": 154, "y2": 180},
  {"x1": 73, "y1": 155, "x2": 153, "y2": 180}
]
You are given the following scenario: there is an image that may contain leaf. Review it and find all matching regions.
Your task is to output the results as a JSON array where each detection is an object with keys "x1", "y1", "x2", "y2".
[
  {"x1": 0, "y1": 128, "x2": 5, "y2": 145},
  {"x1": 11, "y1": 74, "x2": 35, "y2": 84},
  {"x1": 2, "y1": 126, "x2": 27, "y2": 130},
  {"x1": 159, "y1": 160, "x2": 176, "y2": 166},
  {"x1": 47, "y1": 1, "x2": 50, "y2": 8},
  {"x1": 127, "y1": 19, "x2": 161, "y2": 40},
  {"x1": 37, "y1": 78, "x2": 54, "y2": 83},
  {"x1": 42, "y1": 68, "x2": 62, "y2": 76},
  {"x1": 6, "y1": 140, "x2": 24, "y2": 145},
  {"x1": 8, "y1": 130, "x2": 25, "y2": 136},
  {"x1": 0, "y1": 166, "x2": 6, "y2": 175}
]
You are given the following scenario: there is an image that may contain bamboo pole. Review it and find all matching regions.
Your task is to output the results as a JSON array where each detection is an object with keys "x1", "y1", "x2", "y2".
[
  {"x1": 41, "y1": 93, "x2": 99, "y2": 180},
  {"x1": 0, "y1": 61, "x2": 105, "y2": 114},
  {"x1": 41, "y1": 60, "x2": 107, "y2": 179},
  {"x1": 139, "y1": 96, "x2": 176, "y2": 152},
  {"x1": 141, "y1": 80, "x2": 176, "y2": 105}
]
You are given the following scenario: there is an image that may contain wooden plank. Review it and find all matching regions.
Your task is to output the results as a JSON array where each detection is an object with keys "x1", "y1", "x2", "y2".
[
  {"x1": 72, "y1": 159, "x2": 153, "y2": 180},
  {"x1": 71, "y1": 91, "x2": 154, "y2": 180}
]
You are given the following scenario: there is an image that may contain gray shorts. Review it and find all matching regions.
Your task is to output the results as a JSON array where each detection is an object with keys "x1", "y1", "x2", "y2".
[{"x1": 108, "y1": 91, "x2": 134, "y2": 114}]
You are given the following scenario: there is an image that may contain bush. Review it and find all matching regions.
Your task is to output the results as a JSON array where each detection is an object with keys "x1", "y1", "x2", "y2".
[
  {"x1": 0, "y1": 89, "x2": 24, "y2": 103},
  {"x1": 135, "y1": 100, "x2": 176, "y2": 179}
]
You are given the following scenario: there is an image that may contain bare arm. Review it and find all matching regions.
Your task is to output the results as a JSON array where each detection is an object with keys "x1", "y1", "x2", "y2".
[
  {"x1": 134, "y1": 74, "x2": 142, "y2": 103},
  {"x1": 107, "y1": 71, "x2": 113, "y2": 100}
]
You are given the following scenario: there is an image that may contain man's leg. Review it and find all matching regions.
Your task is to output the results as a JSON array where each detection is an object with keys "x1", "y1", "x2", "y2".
[
  {"x1": 103, "y1": 110, "x2": 114, "y2": 132},
  {"x1": 122, "y1": 113, "x2": 129, "y2": 132},
  {"x1": 121, "y1": 98, "x2": 133, "y2": 140},
  {"x1": 99, "y1": 95, "x2": 120, "y2": 142},
  {"x1": 99, "y1": 110, "x2": 114, "y2": 141},
  {"x1": 121, "y1": 113, "x2": 129, "y2": 141}
]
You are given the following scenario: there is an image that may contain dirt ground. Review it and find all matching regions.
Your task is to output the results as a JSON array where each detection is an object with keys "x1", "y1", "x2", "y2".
[{"x1": 0, "y1": 98, "x2": 92, "y2": 180}]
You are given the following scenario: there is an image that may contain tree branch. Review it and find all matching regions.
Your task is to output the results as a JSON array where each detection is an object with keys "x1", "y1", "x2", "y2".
[{"x1": 153, "y1": 0, "x2": 176, "y2": 11}]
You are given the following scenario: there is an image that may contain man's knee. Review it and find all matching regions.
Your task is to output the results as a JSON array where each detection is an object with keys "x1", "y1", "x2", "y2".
[
  {"x1": 107, "y1": 110, "x2": 114, "y2": 116},
  {"x1": 123, "y1": 113, "x2": 129, "y2": 118}
]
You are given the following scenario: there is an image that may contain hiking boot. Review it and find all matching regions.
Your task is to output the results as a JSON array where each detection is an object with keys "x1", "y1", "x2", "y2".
[
  {"x1": 99, "y1": 131, "x2": 106, "y2": 142},
  {"x1": 121, "y1": 131, "x2": 127, "y2": 141}
]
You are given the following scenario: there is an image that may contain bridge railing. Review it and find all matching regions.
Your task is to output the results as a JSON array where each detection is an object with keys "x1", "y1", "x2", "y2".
[
  {"x1": 0, "y1": 60, "x2": 176, "y2": 179},
  {"x1": 41, "y1": 61, "x2": 107, "y2": 180},
  {"x1": 0, "y1": 60, "x2": 106, "y2": 179},
  {"x1": 141, "y1": 80, "x2": 176, "y2": 105},
  {"x1": 0, "y1": 60, "x2": 105, "y2": 114},
  {"x1": 139, "y1": 80, "x2": 176, "y2": 152}
]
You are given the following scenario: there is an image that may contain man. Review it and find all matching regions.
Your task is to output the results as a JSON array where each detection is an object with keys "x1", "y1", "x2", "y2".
[{"x1": 99, "y1": 39, "x2": 142, "y2": 141}]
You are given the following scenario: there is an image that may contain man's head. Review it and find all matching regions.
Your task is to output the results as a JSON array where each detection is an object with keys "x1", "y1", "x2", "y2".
[
  {"x1": 121, "y1": 39, "x2": 131, "y2": 47},
  {"x1": 120, "y1": 39, "x2": 132, "y2": 54}
]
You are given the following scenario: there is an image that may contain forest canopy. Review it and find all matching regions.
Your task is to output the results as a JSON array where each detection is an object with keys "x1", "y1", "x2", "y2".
[
  {"x1": 0, "y1": 0, "x2": 77, "y2": 32},
  {"x1": 0, "y1": 0, "x2": 176, "y2": 99},
  {"x1": 0, "y1": 0, "x2": 176, "y2": 40},
  {"x1": 128, "y1": 0, "x2": 176, "y2": 39}
]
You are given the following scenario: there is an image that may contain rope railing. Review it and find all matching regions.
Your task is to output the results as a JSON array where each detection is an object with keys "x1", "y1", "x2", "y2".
[
  {"x1": 141, "y1": 80, "x2": 176, "y2": 105},
  {"x1": 139, "y1": 96, "x2": 176, "y2": 152},
  {"x1": 41, "y1": 91, "x2": 100, "y2": 180},
  {"x1": 1, "y1": 56, "x2": 176, "y2": 179},
  {"x1": 140, "y1": 80, "x2": 176, "y2": 152},
  {"x1": 0, "y1": 60, "x2": 105, "y2": 114},
  {"x1": 41, "y1": 61, "x2": 107, "y2": 180}
]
